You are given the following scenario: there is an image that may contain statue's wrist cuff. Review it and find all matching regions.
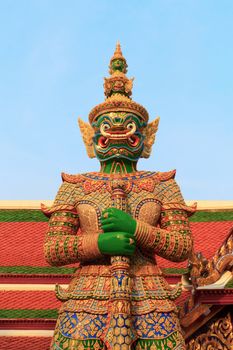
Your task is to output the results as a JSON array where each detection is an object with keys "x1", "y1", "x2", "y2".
[
  {"x1": 79, "y1": 234, "x2": 102, "y2": 261},
  {"x1": 135, "y1": 220, "x2": 151, "y2": 246}
]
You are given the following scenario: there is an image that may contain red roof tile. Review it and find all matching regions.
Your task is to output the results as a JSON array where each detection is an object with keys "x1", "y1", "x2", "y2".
[
  {"x1": 0, "y1": 291, "x2": 60, "y2": 310},
  {"x1": 0, "y1": 222, "x2": 48, "y2": 267},
  {"x1": 0, "y1": 337, "x2": 51, "y2": 350},
  {"x1": 1, "y1": 221, "x2": 232, "y2": 268}
]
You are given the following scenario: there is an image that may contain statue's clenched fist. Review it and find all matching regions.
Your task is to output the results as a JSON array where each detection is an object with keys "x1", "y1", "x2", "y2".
[
  {"x1": 98, "y1": 232, "x2": 136, "y2": 256},
  {"x1": 101, "y1": 207, "x2": 136, "y2": 235}
]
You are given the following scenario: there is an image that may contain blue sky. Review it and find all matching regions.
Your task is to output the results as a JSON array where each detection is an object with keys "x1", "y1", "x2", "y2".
[{"x1": 0, "y1": 0, "x2": 232, "y2": 200}]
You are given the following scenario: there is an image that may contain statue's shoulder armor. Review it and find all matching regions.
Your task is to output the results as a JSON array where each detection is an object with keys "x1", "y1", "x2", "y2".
[
  {"x1": 41, "y1": 173, "x2": 84, "y2": 217},
  {"x1": 154, "y1": 169, "x2": 176, "y2": 182},
  {"x1": 61, "y1": 172, "x2": 85, "y2": 184}
]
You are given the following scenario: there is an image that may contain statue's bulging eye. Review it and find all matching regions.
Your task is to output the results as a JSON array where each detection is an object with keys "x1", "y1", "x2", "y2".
[
  {"x1": 102, "y1": 123, "x2": 111, "y2": 131},
  {"x1": 126, "y1": 122, "x2": 136, "y2": 130}
]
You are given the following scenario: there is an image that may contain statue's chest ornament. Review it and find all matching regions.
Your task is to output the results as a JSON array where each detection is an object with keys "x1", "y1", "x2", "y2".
[
  {"x1": 62, "y1": 170, "x2": 175, "y2": 190},
  {"x1": 63, "y1": 171, "x2": 163, "y2": 195}
]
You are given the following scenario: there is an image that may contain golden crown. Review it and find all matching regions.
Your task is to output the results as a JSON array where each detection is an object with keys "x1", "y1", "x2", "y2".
[{"x1": 88, "y1": 42, "x2": 149, "y2": 124}]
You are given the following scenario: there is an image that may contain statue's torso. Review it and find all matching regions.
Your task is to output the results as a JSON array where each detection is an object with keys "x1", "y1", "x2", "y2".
[{"x1": 56, "y1": 171, "x2": 181, "y2": 315}]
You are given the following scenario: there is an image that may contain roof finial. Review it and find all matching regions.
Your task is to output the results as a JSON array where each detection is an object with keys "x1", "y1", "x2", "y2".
[{"x1": 109, "y1": 41, "x2": 128, "y2": 74}]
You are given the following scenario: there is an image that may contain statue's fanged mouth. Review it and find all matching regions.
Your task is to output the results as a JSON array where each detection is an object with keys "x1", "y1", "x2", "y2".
[
  {"x1": 98, "y1": 136, "x2": 109, "y2": 148},
  {"x1": 98, "y1": 132, "x2": 140, "y2": 148},
  {"x1": 98, "y1": 122, "x2": 140, "y2": 148},
  {"x1": 127, "y1": 134, "x2": 139, "y2": 147}
]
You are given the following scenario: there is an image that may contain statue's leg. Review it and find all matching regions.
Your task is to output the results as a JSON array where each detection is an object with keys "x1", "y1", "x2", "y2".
[
  {"x1": 133, "y1": 332, "x2": 186, "y2": 349},
  {"x1": 50, "y1": 311, "x2": 107, "y2": 350},
  {"x1": 132, "y1": 311, "x2": 186, "y2": 350}
]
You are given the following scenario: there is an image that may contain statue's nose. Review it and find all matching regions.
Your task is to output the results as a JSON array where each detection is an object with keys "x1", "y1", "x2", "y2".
[{"x1": 110, "y1": 126, "x2": 126, "y2": 133}]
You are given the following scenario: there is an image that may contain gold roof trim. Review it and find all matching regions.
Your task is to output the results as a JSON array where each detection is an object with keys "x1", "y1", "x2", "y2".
[{"x1": 89, "y1": 94, "x2": 149, "y2": 123}]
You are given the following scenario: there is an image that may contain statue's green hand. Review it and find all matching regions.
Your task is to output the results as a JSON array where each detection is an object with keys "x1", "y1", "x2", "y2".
[
  {"x1": 98, "y1": 232, "x2": 136, "y2": 256},
  {"x1": 101, "y1": 208, "x2": 136, "y2": 235}
]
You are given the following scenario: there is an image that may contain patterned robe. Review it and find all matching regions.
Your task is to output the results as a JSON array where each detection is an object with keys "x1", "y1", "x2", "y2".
[{"x1": 43, "y1": 170, "x2": 195, "y2": 350}]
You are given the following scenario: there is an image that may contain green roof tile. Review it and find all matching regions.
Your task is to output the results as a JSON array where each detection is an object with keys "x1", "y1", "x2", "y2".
[
  {"x1": 189, "y1": 211, "x2": 233, "y2": 222},
  {"x1": 0, "y1": 266, "x2": 76, "y2": 274},
  {"x1": 0, "y1": 309, "x2": 58, "y2": 319},
  {"x1": 0, "y1": 209, "x2": 232, "y2": 222},
  {"x1": 0, "y1": 210, "x2": 48, "y2": 222}
]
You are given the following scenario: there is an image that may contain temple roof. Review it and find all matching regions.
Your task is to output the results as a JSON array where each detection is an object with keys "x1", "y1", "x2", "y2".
[
  {"x1": 0, "y1": 201, "x2": 232, "y2": 347},
  {"x1": 0, "y1": 204, "x2": 232, "y2": 272}
]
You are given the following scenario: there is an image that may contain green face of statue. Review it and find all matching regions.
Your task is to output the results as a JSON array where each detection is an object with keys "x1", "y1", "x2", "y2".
[
  {"x1": 111, "y1": 59, "x2": 125, "y2": 73},
  {"x1": 92, "y1": 112, "x2": 146, "y2": 162}
]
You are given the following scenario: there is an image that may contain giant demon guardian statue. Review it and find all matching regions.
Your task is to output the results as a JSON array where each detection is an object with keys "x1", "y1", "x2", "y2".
[{"x1": 43, "y1": 43, "x2": 196, "y2": 350}]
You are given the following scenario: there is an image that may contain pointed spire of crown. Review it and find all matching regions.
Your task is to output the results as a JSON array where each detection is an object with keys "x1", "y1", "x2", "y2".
[
  {"x1": 115, "y1": 41, "x2": 122, "y2": 55},
  {"x1": 109, "y1": 41, "x2": 128, "y2": 74},
  {"x1": 88, "y1": 42, "x2": 149, "y2": 124},
  {"x1": 105, "y1": 42, "x2": 132, "y2": 98}
]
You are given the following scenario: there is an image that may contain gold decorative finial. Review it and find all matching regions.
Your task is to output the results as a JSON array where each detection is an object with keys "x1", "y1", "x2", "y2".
[
  {"x1": 109, "y1": 41, "x2": 127, "y2": 74},
  {"x1": 88, "y1": 43, "x2": 149, "y2": 124},
  {"x1": 114, "y1": 41, "x2": 123, "y2": 58}
]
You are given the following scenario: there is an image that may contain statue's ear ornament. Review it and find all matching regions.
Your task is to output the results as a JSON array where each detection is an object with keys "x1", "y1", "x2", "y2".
[
  {"x1": 78, "y1": 118, "x2": 96, "y2": 158},
  {"x1": 141, "y1": 117, "x2": 160, "y2": 158}
]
